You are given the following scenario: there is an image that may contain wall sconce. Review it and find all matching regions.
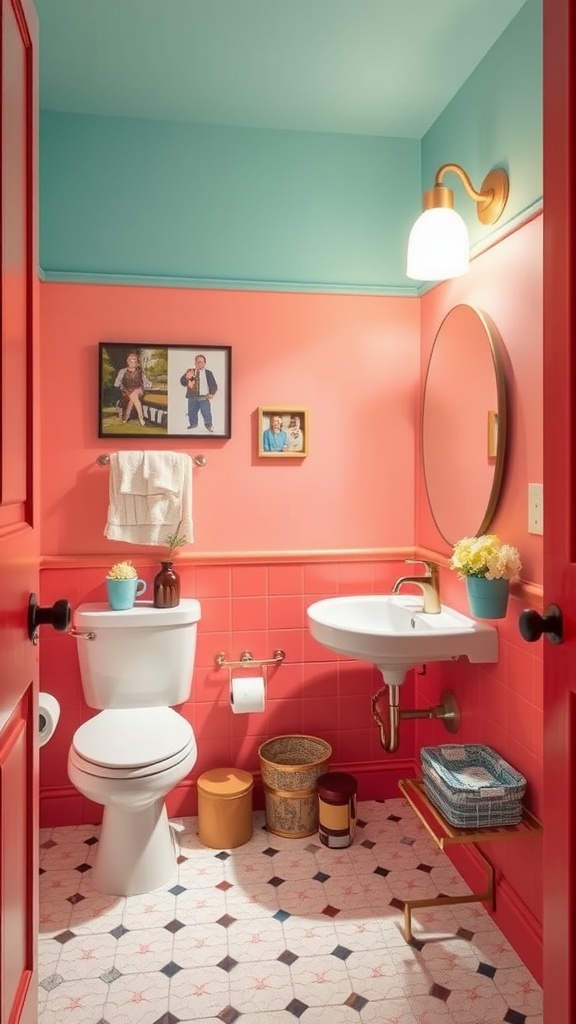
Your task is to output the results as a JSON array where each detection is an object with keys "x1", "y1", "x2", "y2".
[{"x1": 406, "y1": 164, "x2": 509, "y2": 281}]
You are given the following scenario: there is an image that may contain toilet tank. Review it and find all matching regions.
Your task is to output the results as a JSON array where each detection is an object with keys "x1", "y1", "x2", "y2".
[{"x1": 73, "y1": 599, "x2": 201, "y2": 709}]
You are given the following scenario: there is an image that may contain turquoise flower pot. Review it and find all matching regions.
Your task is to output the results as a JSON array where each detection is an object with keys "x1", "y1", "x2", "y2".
[{"x1": 465, "y1": 576, "x2": 510, "y2": 619}]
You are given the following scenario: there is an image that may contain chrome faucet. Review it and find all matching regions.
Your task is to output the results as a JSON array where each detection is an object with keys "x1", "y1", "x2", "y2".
[{"x1": 391, "y1": 559, "x2": 441, "y2": 614}]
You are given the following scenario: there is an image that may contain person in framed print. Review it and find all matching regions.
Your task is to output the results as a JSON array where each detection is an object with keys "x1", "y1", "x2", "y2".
[
  {"x1": 180, "y1": 354, "x2": 218, "y2": 432},
  {"x1": 262, "y1": 414, "x2": 289, "y2": 452},
  {"x1": 114, "y1": 350, "x2": 152, "y2": 427}
]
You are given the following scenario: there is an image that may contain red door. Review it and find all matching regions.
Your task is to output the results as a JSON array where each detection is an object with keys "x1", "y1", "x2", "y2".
[
  {"x1": 542, "y1": 0, "x2": 575, "y2": 1021},
  {"x1": 0, "y1": 1, "x2": 39, "y2": 1022}
]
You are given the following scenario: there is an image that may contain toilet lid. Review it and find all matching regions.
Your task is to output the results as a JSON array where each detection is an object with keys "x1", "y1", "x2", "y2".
[{"x1": 72, "y1": 708, "x2": 193, "y2": 768}]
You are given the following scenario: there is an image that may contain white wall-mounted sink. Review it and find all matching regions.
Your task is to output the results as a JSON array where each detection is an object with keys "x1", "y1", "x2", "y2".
[{"x1": 307, "y1": 594, "x2": 498, "y2": 686}]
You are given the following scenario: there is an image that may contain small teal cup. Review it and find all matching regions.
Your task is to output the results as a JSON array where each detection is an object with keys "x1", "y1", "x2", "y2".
[{"x1": 106, "y1": 577, "x2": 147, "y2": 610}]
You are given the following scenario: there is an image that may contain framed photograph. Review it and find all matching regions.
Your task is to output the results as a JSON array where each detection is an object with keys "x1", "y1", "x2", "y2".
[
  {"x1": 99, "y1": 343, "x2": 232, "y2": 438},
  {"x1": 258, "y1": 407, "x2": 309, "y2": 458}
]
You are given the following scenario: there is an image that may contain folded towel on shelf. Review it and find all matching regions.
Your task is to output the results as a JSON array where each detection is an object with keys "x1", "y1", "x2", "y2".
[{"x1": 104, "y1": 451, "x2": 193, "y2": 546}]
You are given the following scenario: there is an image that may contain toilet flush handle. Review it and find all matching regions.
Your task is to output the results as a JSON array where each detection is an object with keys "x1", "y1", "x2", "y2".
[{"x1": 68, "y1": 627, "x2": 96, "y2": 640}]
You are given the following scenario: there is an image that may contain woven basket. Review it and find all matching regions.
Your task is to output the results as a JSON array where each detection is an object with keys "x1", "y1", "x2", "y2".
[{"x1": 258, "y1": 735, "x2": 332, "y2": 838}]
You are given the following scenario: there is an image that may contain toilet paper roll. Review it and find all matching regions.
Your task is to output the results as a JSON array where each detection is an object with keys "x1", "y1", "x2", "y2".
[
  {"x1": 38, "y1": 693, "x2": 61, "y2": 747},
  {"x1": 230, "y1": 675, "x2": 265, "y2": 714}
]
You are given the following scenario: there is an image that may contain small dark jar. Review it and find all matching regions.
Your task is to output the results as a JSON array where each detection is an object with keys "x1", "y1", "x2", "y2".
[{"x1": 153, "y1": 560, "x2": 180, "y2": 609}]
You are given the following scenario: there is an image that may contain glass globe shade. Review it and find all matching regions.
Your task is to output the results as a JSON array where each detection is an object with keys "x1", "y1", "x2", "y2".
[{"x1": 406, "y1": 207, "x2": 470, "y2": 281}]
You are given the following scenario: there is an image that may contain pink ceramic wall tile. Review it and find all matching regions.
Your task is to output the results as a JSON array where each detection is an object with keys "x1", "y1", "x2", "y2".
[
  {"x1": 301, "y1": 695, "x2": 339, "y2": 735},
  {"x1": 197, "y1": 595, "x2": 232, "y2": 633},
  {"x1": 303, "y1": 563, "x2": 339, "y2": 595},
  {"x1": 268, "y1": 564, "x2": 304, "y2": 596},
  {"x1": 231, "y1": 564, "x2": 268, "y2": 597},
  {"x1": 337, "y1": 562, "x2": 374, "y2": 594},
  {"x1": 195, "y1": 630, "x2": 232, "y2": 670},
  {"x1": 194, "y1": 565, "x2": 233, "y2": 598},
  {"x1": 231, "y1": 595, "x2": 268, "y2": 632},
  {"x1": 267, "y1": 627, "x2": 304, "y2": 666},
  {"x1": 268, "y1": 595, "x2": 304, "y2": 631}
]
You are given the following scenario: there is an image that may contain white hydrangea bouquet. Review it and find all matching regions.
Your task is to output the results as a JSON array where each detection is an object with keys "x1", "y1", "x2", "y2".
[{"x1": 450, "y1": 534, "x2": 522, "y2": 581}]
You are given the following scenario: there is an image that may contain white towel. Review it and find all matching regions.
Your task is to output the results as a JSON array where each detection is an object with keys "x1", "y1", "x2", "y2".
[{"x1": 104, "y1": 451, "x2": 193, "y2": 546}]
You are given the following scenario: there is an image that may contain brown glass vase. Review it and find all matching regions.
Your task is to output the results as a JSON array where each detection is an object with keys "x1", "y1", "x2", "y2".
[{"x1": 153, "y1": 560, "x2": 180, "y2": 608}]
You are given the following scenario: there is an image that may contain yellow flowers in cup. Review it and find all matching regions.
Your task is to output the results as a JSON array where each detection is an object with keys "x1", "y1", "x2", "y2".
[
  {"x1": 107, "y1": 560, "x2": 138, "y2": 581},
  {"x1": 450, "y1": 534, "x2": 522, "y2": 581}
]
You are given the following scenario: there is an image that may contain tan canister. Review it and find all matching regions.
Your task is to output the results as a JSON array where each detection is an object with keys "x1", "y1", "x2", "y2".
[{"x1": 197, "y1": 767, "x2": 254, "y2": 849}]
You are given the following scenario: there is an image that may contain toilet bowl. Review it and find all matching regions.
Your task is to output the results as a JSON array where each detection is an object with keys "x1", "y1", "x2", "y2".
[
  {"x1": 68, "y1": 707, "x2": 198, "y2": 895},
  {"x1": 69, "y1": 600, "x2": 201, "y2": 896}
]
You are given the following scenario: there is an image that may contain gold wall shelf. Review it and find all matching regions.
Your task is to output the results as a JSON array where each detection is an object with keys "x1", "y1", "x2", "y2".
[{"x1": 398, "y1": 777, "x2": 543, "y2": 942}]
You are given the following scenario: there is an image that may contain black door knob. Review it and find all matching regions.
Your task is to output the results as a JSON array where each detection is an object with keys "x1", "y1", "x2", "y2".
[
  {"x1": 28, "y1": 593, "x2": 72, "y2": 643},
  {"x1": 518, "y1": 604, "x2": 563, "y2": 645}
]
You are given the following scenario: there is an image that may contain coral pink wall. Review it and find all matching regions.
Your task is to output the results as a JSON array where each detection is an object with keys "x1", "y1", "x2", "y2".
[
  {"x1": 414, "y1": 215, "x2": 544, "y2": 982},
  {"x1": 39, "y1": 286, "x2": 419, "y2": 556}
]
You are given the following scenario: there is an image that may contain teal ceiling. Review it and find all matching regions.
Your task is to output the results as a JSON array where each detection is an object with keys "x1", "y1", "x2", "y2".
[{"x1": 35, "y1": 0, "x2": 528, "y2": 139}]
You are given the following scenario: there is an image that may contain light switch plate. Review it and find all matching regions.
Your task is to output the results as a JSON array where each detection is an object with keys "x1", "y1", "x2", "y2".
[{"x1": 528, "y1": 483, "x2": 544, "y2": 535}]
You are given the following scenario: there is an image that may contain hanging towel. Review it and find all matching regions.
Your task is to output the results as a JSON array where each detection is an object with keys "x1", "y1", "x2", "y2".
[{"x1": 104, "y1": 451, "x2": 193, "y2": 546}]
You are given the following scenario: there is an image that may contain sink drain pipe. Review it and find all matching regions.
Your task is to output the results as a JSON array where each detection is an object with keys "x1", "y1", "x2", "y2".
[{"x1": 371, "y1": 686, "x2": 460, "y2": 754}]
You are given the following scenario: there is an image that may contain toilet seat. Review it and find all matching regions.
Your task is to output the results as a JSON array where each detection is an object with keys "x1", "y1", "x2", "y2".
[{"x1": 71, "y1": 707, "x2": 195, "y2": 778}]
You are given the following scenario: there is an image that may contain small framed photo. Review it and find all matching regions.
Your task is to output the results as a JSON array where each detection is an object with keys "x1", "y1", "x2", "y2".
[
  {"x1": 258, "y1": 407, "x2": 308, "y2": 458},
  {"x1": 99, "y1": 343, "x2": 232, "y2": 438}
]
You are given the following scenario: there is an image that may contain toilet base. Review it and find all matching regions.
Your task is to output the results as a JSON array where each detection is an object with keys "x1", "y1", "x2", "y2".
[{"x1": 92, "y1": 799, "x2": 177, "y2": 896}]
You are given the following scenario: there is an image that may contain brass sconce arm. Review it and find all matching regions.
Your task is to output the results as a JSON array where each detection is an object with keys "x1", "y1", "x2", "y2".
[{"x1": 424, "y1": 163, "x2": 509, "y2": 225}]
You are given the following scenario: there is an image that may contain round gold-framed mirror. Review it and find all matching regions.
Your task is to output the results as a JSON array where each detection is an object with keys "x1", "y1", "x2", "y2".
[{"x1": 422, "y1": 304, "x2": 507, "y2": 546}]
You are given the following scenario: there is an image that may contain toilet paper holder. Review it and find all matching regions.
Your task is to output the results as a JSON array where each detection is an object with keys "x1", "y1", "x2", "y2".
[{"x1": 214, "y1": 649, "x2": 285, "y2": 670}]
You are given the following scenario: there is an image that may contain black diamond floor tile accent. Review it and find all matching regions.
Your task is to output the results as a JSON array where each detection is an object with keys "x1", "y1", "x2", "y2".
[
  {"x1": 331, "y1": 945, "x2": 352, "y2": 960},
  {"x1": 160, "y1": 961, "x2": 183, "y2": 978},
  {"x1": 373, "y1": 865, "x2": 390, "y2": 877},
  {"x1": 100, "y1": 967, "x2": 122, "y2": 983},
  {"x1": 39, "y1": 974, "x2": 64, "y2": 992},
  {"x1": 176, "y1": 854, "x2": 188, "y2": 864},
  {"x1": 66, "y1": 892, "x2": 86, "y2": 905},
  {"x1": 408, "y1": 937, "x2": 424, "y2": 952},
  {"x1": 168, "y1": 884, "x2": 186, "y2": 895},
  {"x1": 110, "y1": 924, "x2": 129, "y2": 939},
  {"x1": 39, "y1": 867, "x2": 46, "y2": 875},
  {"x1": 313, "y1": 871, "x2": 330, "y2": 882},
  {"x1": 400, "y1": 836, "x2": 415, "y2": 845},
  {"x1": 274, "y1": 910, "x2": 291, "y2": 922},
  {"x1": 74, "y1": 862, "x2": 91, "y2": 873},
  {"x1": 356, "y1": 819, "x2": 367, "y2": 828},
  {"x1": 217, "y1": 1007, "x2": 241, "y2": 1024},
  {"x1": 477, "y1": 961, "x2": 497, "y2": 978},
  {"x1": 164, "y1": 919, "x2": 185, "y2": 934},
  {"x1": 504, "y1": 1010, "x2": 527, "y2": 1024},
  {"x1": 389, "y1": 897, "x2": 405, "y2": 911},
  {"x1": 429, "y1": 982, "x2": 451, "y2": 1001},
  {"x1": 41, "y1": 839, "x2": 58, "y2": 849},
  {"x1": 416, "y1": 863, "x2": 433, "y2": 873},
  {"x1": 278, "y1": 949, "x2": 298, "y2": 966},
  {"x1": 215, "y1": 851, "x2": 230, "y2": 860},
  {"x1": 286, "y1": 998, "x2": 308, "y2": 1018},
  {"x1": 361, "y1": 839, "x2": 376, "y2": 849},
  {"x1": 217, "y1": 955, "x2": 238, "y2": 973},
  {"x1": 216, "y1": 880, "x2": 233, "y2": 891},
  {"x1": 387, "y1": 814, "x2": 402, "y2": 822},
  {"x1": 84, "y1": 836, "x2": 98, "y2": 846},
  {"x1": 54, "y1": 929, "x2": 76, "y2": 944},
  {"x1": 152, "y1": 1014, "x2": 180, "y2": 1024},
  {"x1": 344, "y1": 992, "x2": 368, "y2": 1011},
  {"x1": 457, "y1": 927, "x2": 475, "y2": 941},
  {"x1": 321, "y1": 905, "x2": 340, "y2": 918},
  {"x1": 216, "y1": 914, "x2": 237, "y2": 928},
  {"x1": 263, "y1": 847, "x2": 279, "y2": 857},
  {"x1": 305, "y1": 842, "x2": 321, "y2": 852},
  {"x1": 267, "y1": 875, "x2": 285, "y2": 887}
]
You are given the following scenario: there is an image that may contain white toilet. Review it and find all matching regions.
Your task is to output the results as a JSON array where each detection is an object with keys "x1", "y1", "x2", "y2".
[{"x1": 68, "y1": 598, "x2": 201, "y2": 896}]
